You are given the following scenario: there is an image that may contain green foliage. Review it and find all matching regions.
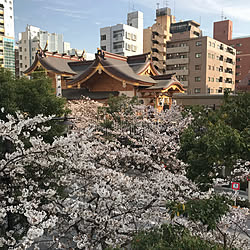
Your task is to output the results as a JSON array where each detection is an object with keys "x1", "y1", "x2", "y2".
[
  {"x1": 130, "y1": 224, "x2": 228, "y2": 250},
  {"x1": 178, "y1": 93, "x2": 250, "y2": 189},
  {"x1": 0, "y1": 68, "x2": 68, "y2": 142},
  {"x1": 166, "y1": 195, "x2": 232, "y2": 231}
]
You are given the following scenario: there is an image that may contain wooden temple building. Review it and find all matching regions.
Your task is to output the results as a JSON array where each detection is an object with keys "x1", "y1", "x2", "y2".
[{"x1": 24, "y1": 49, "x2": 185, "y2": 110}]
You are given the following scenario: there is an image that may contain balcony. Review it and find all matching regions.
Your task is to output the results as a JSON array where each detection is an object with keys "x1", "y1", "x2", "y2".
[
  {"x1": 166, "y1": 57, "x2": 189, "y2": 65},
  {"x1": 152, "y1": 52, "x2": 165, "y2": 61},
  {"x1": 225, "y1": 68, "x2": 233, "y2": 74},
  {"x1": 226, "y1": 47, "x2": 235, "y2": 55},
  {"x1": 225, "y1": 58, "x2": 233, "y2": 64},
  {"x1": 165, "y1": 69, "x2": 189, "y2": 75},
  {"x1": 166, "y1": 46, "x2": 189, "y2": 54},
  {"x1": 152, "y1": 43, "x2": 166, "y2": 53}
]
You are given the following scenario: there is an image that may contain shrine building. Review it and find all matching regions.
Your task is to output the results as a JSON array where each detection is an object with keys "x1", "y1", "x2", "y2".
[{"x1": 24, "y1": 49, "x2": 185, "y2": 109}]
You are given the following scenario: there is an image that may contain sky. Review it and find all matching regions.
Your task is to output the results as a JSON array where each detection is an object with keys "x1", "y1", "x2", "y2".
[{"x1": 14, "y1": 0, "x2": 250, "y2": 54}]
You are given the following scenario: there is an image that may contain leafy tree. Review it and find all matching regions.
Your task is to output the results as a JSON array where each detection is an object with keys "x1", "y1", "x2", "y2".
[
  {"x1": 0, "y1": 68, "x2": 68, "y2": 142},
  {"x1": 178, "y1": 93, "x2": 250, "y2": 189},
  {"x1": 131, "y1": 224, "x2": 232, "y2": 250}
]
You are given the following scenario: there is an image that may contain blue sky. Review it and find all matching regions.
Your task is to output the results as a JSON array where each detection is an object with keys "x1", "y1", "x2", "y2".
[{"x1": 14, "y1": 0, "x2": 250, "y2": 54}]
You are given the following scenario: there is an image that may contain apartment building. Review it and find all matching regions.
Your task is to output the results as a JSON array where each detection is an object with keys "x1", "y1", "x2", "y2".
[
  {"x1": 214, "y1": 20, "x2": 250, "y2": 91},
  {"x1": 143, "y1": 7, "x2": 175, "y2": 74},
  {"x1": 18, "y1": 25, "x2": 71, "y2": 76},
  {"x1": 0, "y1": 0, "x2": 15, "y2": 74},
  {"x1": 100, "y1": 11, "x2": 143, "y2": 56},
  {"x1": 166, "y1": 36, "x2": 236, "y2": 94}
]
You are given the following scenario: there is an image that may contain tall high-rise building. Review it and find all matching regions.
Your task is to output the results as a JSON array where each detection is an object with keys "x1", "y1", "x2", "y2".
[
  {"x1": 18, "y1": 25, "x2": 71, "y2": 76},
  {"x1": 0, "y1": 0, "x2": 15, "y2": 74},
  {"x1": 100, "y1": 11, "x2": 143, "y2": 56},
  {"x1": 214, "y1": 20, "x2": 250, "y2": 91},
  {"x1": 143, "y1": 7, "x2": 175, "y2": 74}
]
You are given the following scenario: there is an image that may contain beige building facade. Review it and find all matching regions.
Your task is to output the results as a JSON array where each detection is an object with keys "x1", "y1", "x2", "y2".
[
  {"x1": 143, "y1": 7, "x2": 175, "y2": 74},
  {"x1": 166, "y1": 36, "x2": 236, "y2": 94}
]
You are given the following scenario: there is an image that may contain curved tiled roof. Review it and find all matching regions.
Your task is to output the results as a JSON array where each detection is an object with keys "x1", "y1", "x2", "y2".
[
  {"x1": 24, "y1": 52, "x2": 82, "y2": 75},
  {"x1": 24, "y1": 50, "x2": 183, "y2": 92},
  {"x1": 67, "y1": 52, "x2": 157, "y2": 86}
]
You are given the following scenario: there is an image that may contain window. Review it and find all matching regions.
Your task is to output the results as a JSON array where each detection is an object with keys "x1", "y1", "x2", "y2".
[
  {"x1": 236, "y1": 50, "x2": 241, "y2": 54},
  {"x1": 19, "y1": 47, "x2": 22, "y2": 52},
  {"x1": 195, "y1": 77, "x2": 201, "y2": 82},
  {"x1": 236, "y1": 65, "x2": 241, "y2": 69},
  {"x1": 131, "y1": 34, "x2": 137, "y2": 41},
  {"x1": 25, "y1": 65, "x2": 27, "y2": 68},
  {"x1": 113, "y1": 30, "x2": 123, "y2": 39},
  {"x1": 113, "y1": 42, "x2": 123, "y2": 49},
  {"x1": 19, "y1": 55, "x2": 22, "y2": 60},
  {"x1": 209, "y1": 41, "x2": 212, "y2": 46},
  {"x1": 212, "y1": 43, "x2": 215, "y2": 48},
  {"x1": 132, "y1": 45, "x2": 137, "y2": 52},
  {"x1": 208, "y1": 88, "x2": 210, "y2": 94},
  {"x1": 126, "y1": 32, "x2": 131, "y2": 39},
  {"x1": 195, "y1": 65, "x2": 201, "y2": 70},
  {"x1": 236, "y1": 58, "x2": 241, "y2": 62},
  {"x1": 24, "y1": 40, "x2": 26, "y2": 44},
  {"x1": 236, "y1": 72, "x2": 241, "y2": 76},
  {"x1": 195, "y1": 53, "x2": 201, "y2": 58},
  {"x1": 24, "y1": 48, "x2": 27, "y2": 52},
  {"x1": 211, "y1": 77, "x2": 214, "y2": 82},
  {"x1": 196, "y1": 41, "x2": 202, "y2": 46},
  {"x1": 126, "y1": 43, "x2": 131, "y2": 51},
  {"x1": 236, "y1": 43, "x2": 242, "y2": 47},
  {"x1": 208, "y1": 77, "x2": 210, "y2": 82},
  {"x1": 248, "y1": 80, "x2": 250, "y2": 85},
  {"x1": 101, "y1": 46, "x2": 106, "y2": 51},
  {"x1": 194, "y1": 88, "x2": 201, "y2": 93},
  {"x1": 20, "y1": 63, "x2": 22, "y2": 68},
  {"x1": 101, "y1": 35, "x2": 106, "y2": 41},
  {"x1": 208, "y1": 65, "x2": 211, "y2": 70}
]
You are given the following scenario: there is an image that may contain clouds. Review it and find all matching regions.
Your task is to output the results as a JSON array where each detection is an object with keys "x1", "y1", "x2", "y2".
[{"x1": 44, "y1": 7, "x2": 88, "y2": 20}]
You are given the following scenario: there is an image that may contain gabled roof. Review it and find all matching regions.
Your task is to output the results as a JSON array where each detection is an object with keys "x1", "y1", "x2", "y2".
[
  {"x1": 24, "y1": 51, "x2": 82, "y2": 75},
  {"x1": 144, "y1": 74, "x2": 185, "y2": 93},
  {"x1": 24, "y1": 49, "x2": 184, "y2": 92},
  {"x1": 67, "y1": 50, "x2": 158, "y2": 87}
]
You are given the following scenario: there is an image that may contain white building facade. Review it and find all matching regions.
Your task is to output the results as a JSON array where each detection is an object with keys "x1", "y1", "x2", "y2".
[
  {"x1": 100, "y1": 11, "x2": 143, "y2": 56},
  {"x1": 0, "y1": 0, "x2": 15, "y2": 74},
  {"x1": 18, "y1": 25, "x2": 70, "y2": 76}
]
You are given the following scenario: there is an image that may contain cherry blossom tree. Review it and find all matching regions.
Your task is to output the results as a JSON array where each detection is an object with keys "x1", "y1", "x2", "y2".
[{"x1": 0, "y1": 100, "x2": 249, "y2": 250}]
